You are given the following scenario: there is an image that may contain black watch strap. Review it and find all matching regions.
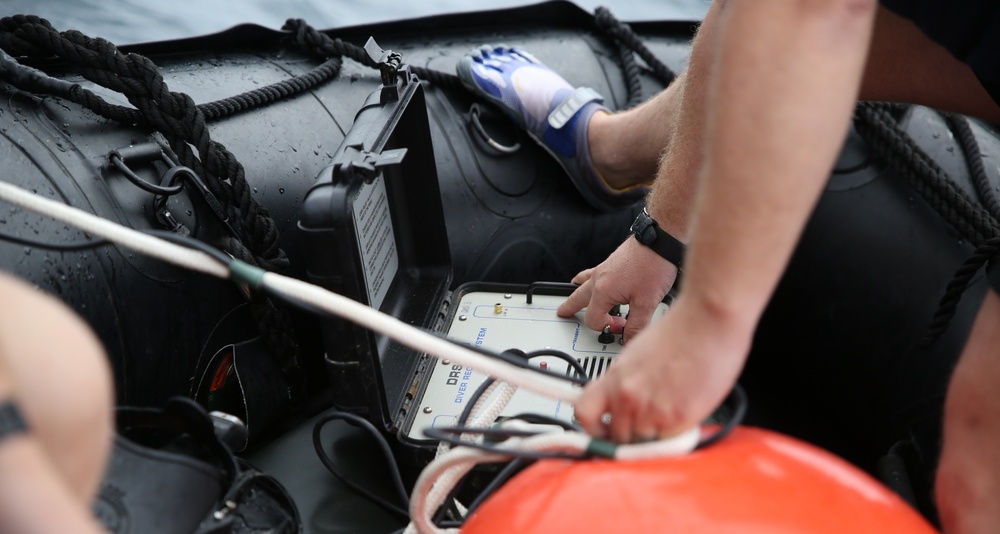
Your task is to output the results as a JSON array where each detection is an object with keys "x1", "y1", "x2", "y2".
[
  {"x1": 630, "y1": 208, "x2": 686, "y2": 268},
  {"x1": 0, "y1": 400, "x2": 28, "y2": 440}
]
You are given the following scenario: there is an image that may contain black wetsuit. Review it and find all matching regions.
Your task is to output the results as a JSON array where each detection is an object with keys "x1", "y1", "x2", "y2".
[
  {"x1": 880, "y1": 1, "x2": 1000, "y2": 106},
  {"x1": 744, "y1": 4, "x2": 1000, "y2": 526}
]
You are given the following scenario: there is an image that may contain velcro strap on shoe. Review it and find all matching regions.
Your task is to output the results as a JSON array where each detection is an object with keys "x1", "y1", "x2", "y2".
[{"x1": 548, "y1": 87, "x2": 604, "y2": 129}]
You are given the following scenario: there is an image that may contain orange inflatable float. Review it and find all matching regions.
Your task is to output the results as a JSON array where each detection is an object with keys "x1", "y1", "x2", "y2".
[{"x1": 462, "y1": 426, "x2": 938, "y2": 533}]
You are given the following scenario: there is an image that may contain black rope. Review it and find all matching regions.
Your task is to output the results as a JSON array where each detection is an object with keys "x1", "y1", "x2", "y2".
[
  {"x1": 280, "y1": 18, "x2": 465, "y2": 92},
  {"x1": 0, "y1": 15, "x2": 304, "y2": 399},
  {"x1": 854, "y1": 103, "x2": 1000, "y2": 344},
  {"x1": 593, "y1": 7, "x2": 676, "y2": 95},
  {"x1": 921, "y1": 236, "x2": 1000, "y2": 346},
  {"x1": 594, "y1": 8, "x2": 1000, "y2": 344},
  {"x1": 944, "y1": 113, "x2": 1000, "y2": 221},
  {"x1": 854, "y1": 104, "x2": 1000, "y2": 247}
]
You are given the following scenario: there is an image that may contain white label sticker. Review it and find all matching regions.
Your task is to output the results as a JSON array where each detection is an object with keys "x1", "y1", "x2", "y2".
[{"x1": 352, "y1": 175, "x2": 398, "y2": 309}]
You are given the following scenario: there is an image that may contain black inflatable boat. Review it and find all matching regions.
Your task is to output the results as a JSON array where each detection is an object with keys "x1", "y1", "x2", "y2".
[{"x1": 0, "y1": 2, "x2": 997, "y2": 531}]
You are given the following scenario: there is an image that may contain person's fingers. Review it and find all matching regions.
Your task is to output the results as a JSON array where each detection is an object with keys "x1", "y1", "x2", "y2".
[
  {"x1": 607, "y1": 379, "x2": 637, "y2": 443},
  {"x1": 574, "y1": 380, "x2": 611, "y2": 438},
  {"x1": 557, "y1": 279, "x2": 593, "y2": 318},
  {"x1": 631, "y1": 409, "x2": 660, "y2": 443},
  {"x1": 571, "y1": 268, "x2": 594, "y2": 285},
  {"x1": 622, "y1": 298, "x2": 659, "y2": 342},
  {"x1": 607, "y1": 314, "x2": 627, "y2": 334},
  {"x1": 583, "y1": 298, "x2": 617, "y2": 333}
]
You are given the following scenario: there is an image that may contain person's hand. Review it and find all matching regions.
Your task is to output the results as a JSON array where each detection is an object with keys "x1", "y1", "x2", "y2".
[
  {"x1": 556, "y1": 237, "x2": 678, "y2": 341},
  {"x1": 573, "y1": 295, "x2": 753, "y2": 443}
]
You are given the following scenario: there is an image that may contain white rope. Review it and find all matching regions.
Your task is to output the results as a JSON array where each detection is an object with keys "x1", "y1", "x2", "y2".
[
  {"x1": 613, "y1": 429, "x2": 701, "y2": 460},
  {"x1": 262, "y1": 273, "x2": 583, "y2": 403},
  {"x1": 0, "y1": 180, "x2": 706, "y2": 534},
  {"x1": 0, "y1": 180, "x2": 582, "y2": 403},
  {"x1": 405, "y1": 422, "x2": 700, "y2": 534},
  {"x1": 0, "y1": 181, "x2": 228, "y2": 278},
  {"x1": 466, "y1": 382, "x2": 517, "y2": 435}
]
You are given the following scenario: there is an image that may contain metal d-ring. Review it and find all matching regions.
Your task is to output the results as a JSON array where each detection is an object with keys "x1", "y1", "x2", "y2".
[
  {"x1": 108, "y1": 145, "x2": 184, "y2": 196},
  {"x1": 153, "y1": 166, "x2": 239, "y2": 239},
  {"x1": 469, "y1": 103, "x2": 521, "y2": 155}
]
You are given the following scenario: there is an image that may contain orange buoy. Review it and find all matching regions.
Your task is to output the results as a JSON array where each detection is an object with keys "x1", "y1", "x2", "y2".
[{"x1": 462, "y1": 426, "x2": 938, "y2": 533}]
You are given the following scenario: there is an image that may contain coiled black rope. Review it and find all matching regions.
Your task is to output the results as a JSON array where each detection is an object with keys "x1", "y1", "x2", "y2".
[
  {"x1": 855, "y1": 104, "x2": 1000, "y2": 247},
  {"x1": 853, "y1": 103, "x2": 1000, "y2": 344},
  {"x1": 945, "y1": 113, "x2": 1000, "y2": 221},
  {"x1": 281, "y1": 18, "x2": 465, "y2": 91},
  {"x1": 0, "y1": 14, "x2": 304, "y2": 398},
  {"x1": 594, "y1": 6, "x2": 676, "y2": 107},
  {"x1": 921, "y1": 236, "x2": 1000, "y2": 345}
]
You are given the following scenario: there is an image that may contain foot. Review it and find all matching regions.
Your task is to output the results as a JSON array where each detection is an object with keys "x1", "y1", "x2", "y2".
[{"x1": 457, "y1": 44, "x2": 648, "y2": 211}]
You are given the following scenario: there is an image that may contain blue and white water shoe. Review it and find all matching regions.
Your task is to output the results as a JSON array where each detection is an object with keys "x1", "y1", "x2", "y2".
[{"x1": 457, "y1": 44, "x2": 648, "y2": 211}]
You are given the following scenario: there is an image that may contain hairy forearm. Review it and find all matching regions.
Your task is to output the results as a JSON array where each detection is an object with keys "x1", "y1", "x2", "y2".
[
  {"x1": 645, "y1": 0, "x2": 729, "y2": 239},
  {"x1": 681, "y1": 0, "x2": 876, "y2": 325}
]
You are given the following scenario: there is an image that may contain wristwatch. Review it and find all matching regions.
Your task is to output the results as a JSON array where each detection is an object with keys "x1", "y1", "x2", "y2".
[
  {"x1": 630, "y1": 207, "x2": 686, "y2": 268},
  {"x1": 0, "y1": 400, "x2": 28, "y2": 441}
]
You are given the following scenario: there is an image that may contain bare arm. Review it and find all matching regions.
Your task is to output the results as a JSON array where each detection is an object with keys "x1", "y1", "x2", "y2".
[
  {"x1": 574, "y1": 0, "x2": 878, "y2": 441},
  {"x1": 684, "y1": 0, "x2": 876, "y2": 324},
  {"x1": 557, "y1": 0, "x2": 726, "y2": 338}
]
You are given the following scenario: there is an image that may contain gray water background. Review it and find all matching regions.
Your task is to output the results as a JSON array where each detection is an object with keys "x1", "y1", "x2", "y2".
[{"x1": 3, "y1": 0, "x2": 709, "y2": 45}]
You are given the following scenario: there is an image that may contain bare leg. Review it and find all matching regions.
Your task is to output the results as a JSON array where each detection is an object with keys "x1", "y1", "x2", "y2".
[
  {"x1": 936, "y1": 290, "x2": 1000, "y2": 534},
  {"x1": 0, "y1": 272, "x2": 112, "y2": 532},
  {"x1": 558, "y1": 0, "x2": 731, "y2": 339}
]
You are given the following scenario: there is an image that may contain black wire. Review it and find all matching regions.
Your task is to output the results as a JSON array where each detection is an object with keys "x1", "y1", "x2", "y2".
[
  {"x1": 462, "y1": 458, "x2": 532, "y2": 517},
  {"x1": 108, "y1": 153, "x2": 185, "y2": 196},
  {"x1": 0, "y1": 230, "x2": 108, "y2": 251},
  {"x1": 504, "y1": 412, "x2": 584, "y2": 433},
  {"x1": 141, "y1": 229, "x2": 234, "y2": 267},
  {"x1": 524, "y1": 348, "x2": 589, "y2": 381},
  {"x1": 450, "y1": 337, "x2": 589, "y2": 386},
  {"x1": 311, "y1": 411, "x2": 411, "y2": 521},
  {"x1": 695, "y1": 383, "x2": 748, "y2": 450},
  {"x1": 431, "y1": 426, "x2": 546, "y2": 440},
  {"x1": 457, "y1": 377, "x2": 497, "y2": 427},
  {"x1": 421, "y1": 427, "x2": 588, "y2": 460}
]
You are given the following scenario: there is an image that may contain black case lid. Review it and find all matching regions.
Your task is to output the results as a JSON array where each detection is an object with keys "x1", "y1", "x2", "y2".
[{"x1": 299, "y1": 68, "x2": 451, "y2": 432}]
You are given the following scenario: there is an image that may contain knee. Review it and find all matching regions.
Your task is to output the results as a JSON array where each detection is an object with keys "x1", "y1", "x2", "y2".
[
  {"x1": 935, "y1": 291, "x2": 1000, "y2": 532},
  {"x1": 0, "y1": 273, "x2": 114, "y2": 501}
]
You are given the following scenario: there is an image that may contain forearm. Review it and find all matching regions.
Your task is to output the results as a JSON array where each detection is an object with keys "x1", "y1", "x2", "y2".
[
  {"x1": 682, "y1": 0, "x2": 876, "y2": 326},
  {"x1": 589, "y1": 0, "x2": 729, "y2": 217},
  {"x1": 645, "y1": 0, "x2": 730, "y2": 239}
]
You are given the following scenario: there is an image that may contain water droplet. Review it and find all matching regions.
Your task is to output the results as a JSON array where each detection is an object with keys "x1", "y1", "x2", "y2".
[
  {"x1": 253, "y1": 187, "x2": 258, "y2": 193},
  {"x1": 23, "y1": 247, "x2": 31, "y2": 255},
  {"x1": 278, "y1": 188, "x2": 285, "y2": 194}
]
